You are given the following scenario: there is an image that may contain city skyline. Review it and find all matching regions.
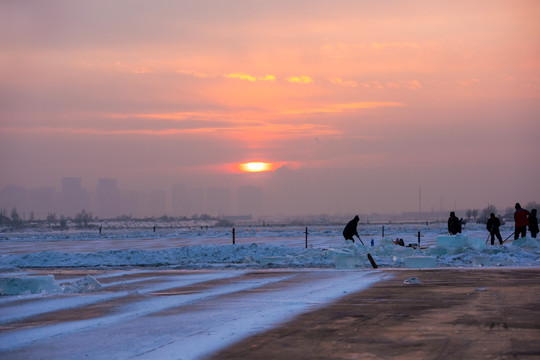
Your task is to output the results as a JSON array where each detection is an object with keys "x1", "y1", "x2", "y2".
[
  {"x1": 0, "y1": 177, "x2": 264, "y2": 219},
  {"x1": 1, "y1": 1, "x2": 539, "y2": 216},
  {"x1": 1, "y1": 176, "x2": 536, "y2": 221}
]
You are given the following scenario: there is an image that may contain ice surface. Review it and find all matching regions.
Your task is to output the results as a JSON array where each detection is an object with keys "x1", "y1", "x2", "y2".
[
  {"x1": 404, "y1": 256, "x2": 436, "y2": 268},
  {"x1": 260, "y1": 256, "x2": 289, "y2": 265},
  {"x1": 512, "y1": 237, "x2": 540, "y2": 248},
  {"x1": 436, "y1": 235, "x2": 468, "y2": 248},
  {"x1": 466, "y1": 236, "x2": 487, "y2": 250},
  {"x1": 0, "y1": 222, "x2": 539, "y2": 272},
  {"x1": 0, "y1": 275, "x2": 61, "y2": 295},
  {"x1": 0, "y1": 274, "x2": 105, "y2": 296},
  {"x1": 0, "y1": 270, "x2": 386, "y2": 358},
  {"x1": 403, "y1": 277, "x2": 421, "y2": 285},
  {"x1": 391, "y1": 246, "x2": 415, "y2": 262},
  {"x1": 63, "y1": 275, "x2": 103, "y2": 293},
  {"x1": 0, "y1": 221, "x2": 538, "y2": 359},
  {"x1": 428, "y1": 247, "x2": 448, "y2": 256},
  {"x1": 471, "y1": 256, "x2": 491, "y2": 266},
  {"x1": 333, "y1": 255, "x2": 365, "y2": 269}
]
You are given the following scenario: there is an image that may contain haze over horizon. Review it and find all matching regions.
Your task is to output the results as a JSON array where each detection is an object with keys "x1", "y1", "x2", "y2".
[{"x1": 1, "y1": 1, "x2": 539, "y2": 216}]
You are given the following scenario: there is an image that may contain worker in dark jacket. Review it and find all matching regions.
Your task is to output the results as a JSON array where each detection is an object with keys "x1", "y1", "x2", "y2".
[
  {"x1": 343, "y1": 215, "x2": 361, "y2": 242},
  {"x1": 529, "y1": 209, "x2": 539, "y2": 238},
  {"x1": 448, "y1": 211, "x2": 462, "y2": 235},
  {"x1": 486, "y1": 213, "x2": 503, "y2": 245},
  {"x1": 514, "y1": 203, "x2": 530, "y2": 239}
]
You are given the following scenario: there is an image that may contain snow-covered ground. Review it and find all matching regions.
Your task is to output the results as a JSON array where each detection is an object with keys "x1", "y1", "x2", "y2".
[
  {"x1": 0, "y1": 269, "x2": 388, "y2": 359},
  {"x1": 1, "y1": 222, "x2": 538, "y2": 269},
  {"x1": 0, "y1": 221, "x2": 539, "y2": 359}
]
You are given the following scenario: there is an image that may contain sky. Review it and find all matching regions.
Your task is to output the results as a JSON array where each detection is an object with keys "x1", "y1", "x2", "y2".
[{"x1": 1, "y1": 0, "x2": 539, "y2": 216}]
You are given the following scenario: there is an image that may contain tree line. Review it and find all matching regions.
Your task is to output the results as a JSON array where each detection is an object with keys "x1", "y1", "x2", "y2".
[
  {"x1": 0, "y1": 207, "x2": 229, "y2": 230},
  {"x1": 465, "y1": 201, "x2": 539, "y2": 224}
]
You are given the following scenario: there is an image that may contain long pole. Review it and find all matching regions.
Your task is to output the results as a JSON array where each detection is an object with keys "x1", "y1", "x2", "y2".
[
  {"x1": 305, "y1": 227, "x2": 308, "y2": 248},
  {"x1": 503, "y1": 232, "x2": 515, "y2": 243}
]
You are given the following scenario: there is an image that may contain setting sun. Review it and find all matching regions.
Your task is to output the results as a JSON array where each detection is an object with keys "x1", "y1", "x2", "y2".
[{"x1": 240, "y1": 162, "x2": 271, "y2": 172}]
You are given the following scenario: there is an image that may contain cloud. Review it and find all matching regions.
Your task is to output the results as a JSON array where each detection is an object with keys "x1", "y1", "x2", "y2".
[
  {"x1": 225, "y1": 73, "x2": 258, "y2": 82},
  {"x1": 405, "y1": 80, "x2": 423, "y2": 90},
  {"x1": 258, "y1": 75, "x2": 275, "y2": 81},
  {"x1": 280, "y1": 101, "x2": 404, "y2": 115},
  {"x1": 113, "y1": 61, "x2": 152, "y2": 74},
  {"x1": 176, "y1": 69, "x2": 214, "y2": 78},
  {"x1": 455, "y1": 78, "x2": 480, "y2": 87},
  {"x1": 285, "y1": 76, "x2": 313, "y2": 84},
  {"x1": 371, "y1": 42, "x2": 421, "y2": 49},
  {"x1": 362, "y1": 80, "x2": 423, "y2": 90},
  {"x1": 362, "y1": 81, "x2": 385, "y2": 89},
  {"x1": 225, "y1": 73, "x2": 275, "y2": 82},
  {"x1": 328, "y1": 77, "x2": 358, "y2": 87},
  {"x1": 386, "y1": 80, "x2": 423, "y2": 90}
]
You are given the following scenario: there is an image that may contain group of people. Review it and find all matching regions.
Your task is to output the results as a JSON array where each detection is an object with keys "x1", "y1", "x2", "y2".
[
  {"x1": 343, "y1": 202, "x2": 539, "y2": 246},
  {"x1": 466, "y1": 203, "x2": 538, "y2": 245},
  {"x1": 483, "y1": 203, "x2": 538, "y2": 245}
]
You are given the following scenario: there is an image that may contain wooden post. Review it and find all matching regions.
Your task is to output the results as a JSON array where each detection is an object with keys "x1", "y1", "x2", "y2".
[
  {"x1": 382, "y1": 226, "x2": 385, "y2": 238},
  {"x1": 305, "y1": 227, "x2": 308, "y2": 248},
  {"x1": 418, "y1": 231, "x2": 421, "y2": 249},
  {"x1": 232, "y1": 228, "x2": 235, "y2": 245}
]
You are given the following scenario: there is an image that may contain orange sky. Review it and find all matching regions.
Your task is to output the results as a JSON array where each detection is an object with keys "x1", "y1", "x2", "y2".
[{"x1": 1, "y1": 0, "x2": 539, "y2": 215}]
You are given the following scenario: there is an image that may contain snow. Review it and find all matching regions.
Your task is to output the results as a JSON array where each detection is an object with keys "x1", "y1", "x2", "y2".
[
  {"x1": 0, "y1": 221, "x2": 538, "y2": 359},
  {"x1": 1, "y1": 222, "x2": 538, "y2": 271}
]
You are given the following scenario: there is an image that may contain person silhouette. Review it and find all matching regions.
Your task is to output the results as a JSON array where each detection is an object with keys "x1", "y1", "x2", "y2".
[
  {"x1": 343, "y1": 215, "x2": 361, "y2": 242},
  {"x1": 448, "y1": 211, "x2": 462, "y2": 235},
  {"x1": 514, "y1": 203, "x2": 530, "y2": 239},
  {"x1": 529, "y1": 209, "x2": 538, "y2": 238},
  {"x1": 486, "y1": 213, "x2": 503, "y2": 245}
]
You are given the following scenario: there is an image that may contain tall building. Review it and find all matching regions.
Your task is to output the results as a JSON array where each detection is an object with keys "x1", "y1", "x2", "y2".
[
  {"x1": 206, "y1": 187, "x2": 231, "y2": 217},
  {"x1": 238, "y1": 185, "x2": 263, "y2": 216},
  {"x1": 148, "y1": 189, "x2": 167, "y2": 217},
  {"x1": 171, "y1": 184, "x2": 188, "y2": 217},
  {"x1": 28, "y1": 187, "x2": 55, "y2": 219},
  {"x1": 121, "y1": 190, "x2": 140, "y2": 218},
  {"x1": 0, "y1": 185, "x2": 28, "y2": 218},
  {"x1": 187, "y1": 188, "x2": 205, "y2": 217},
  {"x1": 96, "y1": 178, "x2": 120, "y2": 219},
  {"x1": 60, "y1": 177, "x2": 88, "y2": 216}
]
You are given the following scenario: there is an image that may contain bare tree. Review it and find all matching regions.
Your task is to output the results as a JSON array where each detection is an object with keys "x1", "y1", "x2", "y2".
[{"x1": 478, "y1": 205, "x2": 497, "y2": 224}]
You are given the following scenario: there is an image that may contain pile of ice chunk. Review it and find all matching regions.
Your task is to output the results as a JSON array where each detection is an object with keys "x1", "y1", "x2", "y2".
[
  {"x1": 326, "y1": 241, "x2": 376, "y2": 269},
  {"x1": 0, "y1": 275, "x2": 61, "y2": 295},
  {"x1": 369, "y1": 235, "x2": 540, "y2": 268},
  {"x1": 0, "y1": 274, "x2": 102, "y2": 296}
]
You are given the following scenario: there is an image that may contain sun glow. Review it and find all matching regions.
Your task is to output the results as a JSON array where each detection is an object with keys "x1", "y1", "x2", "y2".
[{"x1": 240, "y1": 162, "x2": 271, "y2": 172}]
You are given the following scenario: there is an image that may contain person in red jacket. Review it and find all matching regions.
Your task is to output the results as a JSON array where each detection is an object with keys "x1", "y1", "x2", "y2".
[{"x1": 514, "y1": 203, "x2": 531, "y2": 240}]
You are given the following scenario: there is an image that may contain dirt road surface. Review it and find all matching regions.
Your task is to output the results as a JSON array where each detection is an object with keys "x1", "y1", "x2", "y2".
[{"x1": 209, "y1": 268, "x2": 540, "y2": 360}]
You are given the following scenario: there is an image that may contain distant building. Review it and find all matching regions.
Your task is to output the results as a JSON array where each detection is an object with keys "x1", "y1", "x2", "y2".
[
  {"x1": 238, "y1": 185, "x2": 263, "y2": 216},
  {"x1": 96, "y1": 178, "x2": 120, "y2": 219},
  {"x1": 206, "y1": 187, "x2": 231, "y2": 217},
  {"x1": 60, "y1": 177, "x2": 88, "y2": 216},
  {"x1": 120, "y1": 190, "x2": 140, "y2": 218},
  {"x1": 28, "y1": 187, "x2": 55, "y2": 219},
  {"x1": 0, "y1": 185, "x2": 28, "y2": 218},
  {"x1": 148, "y1": 189, "x2": 167, "y2": 217},
  {"x1": 172, "y1": 184, "x2": 188, "y2": 217},
  {"x1": 188, "y1": 188, "x2": 205, "y2": 217}
]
